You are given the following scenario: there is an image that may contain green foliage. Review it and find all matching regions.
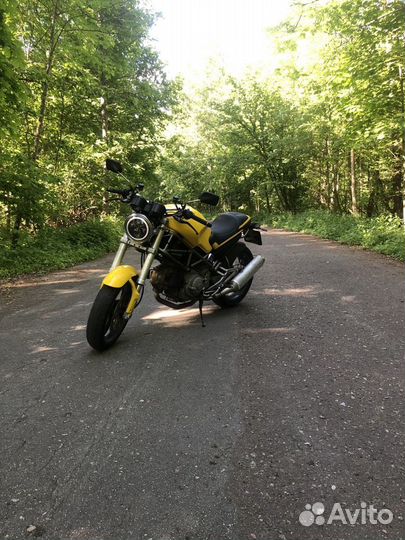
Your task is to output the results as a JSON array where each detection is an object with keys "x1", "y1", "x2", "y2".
[
  {"x1": 160, "y1": 0, "x2": 405, "y2": 223},
  {"x1": 272, "y1": 0, "x2": 405, "y2": 216},
  {"x1": 0, "y1": 0, "x2": 25, "y2": 134},
  {"x1": 0, "y1": 0, "x2": 178, "y2": 244},
  {"x1": 159, "y1": 75, "x2": 311, "y2": 213},
  {"x1": 0, "y1": 218, "x2": 122, "y2": 278},
  {"x1": 268, "y1": 211, "x2": 405, "y2": 261},
  {"x1": 1, "y1": 0, "x2": 404, "y2": 275}
]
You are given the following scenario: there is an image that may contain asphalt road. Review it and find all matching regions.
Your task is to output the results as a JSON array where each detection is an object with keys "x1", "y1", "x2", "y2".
[{"x1": 0, "y1": 230, "x2": 404, "y2": 540}]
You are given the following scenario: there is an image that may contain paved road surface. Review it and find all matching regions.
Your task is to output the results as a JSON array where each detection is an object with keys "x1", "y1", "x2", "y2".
[{"x1": 0, "y1": 230, "x2": 404, "y2": 540}]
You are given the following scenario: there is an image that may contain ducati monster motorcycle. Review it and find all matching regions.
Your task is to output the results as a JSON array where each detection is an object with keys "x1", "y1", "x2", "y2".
[{"x1": 86, "y1": 158, "x2": 265, "y2": 351}]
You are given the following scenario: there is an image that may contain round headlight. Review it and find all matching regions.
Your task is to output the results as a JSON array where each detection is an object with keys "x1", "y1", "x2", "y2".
[{"x1": 125, "y1": 214, "x2": 153, "y2": 244}]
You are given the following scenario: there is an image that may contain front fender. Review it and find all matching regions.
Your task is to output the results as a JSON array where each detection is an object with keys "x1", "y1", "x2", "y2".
[
  {"x1": 102, "y1": 264, "x2": 139, "y2": 289},
  {"x1": 102, "y1": 265, "x2": 140, "y2": 317}
]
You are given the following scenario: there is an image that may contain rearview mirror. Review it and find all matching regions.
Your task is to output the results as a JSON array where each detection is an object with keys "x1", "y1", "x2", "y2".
[
  {"x1": 106, "y1": 158, "x2": 123, "y2": 174},
  {"x1": 200, "y1": 192, "x2": 219, "y2": 206}
]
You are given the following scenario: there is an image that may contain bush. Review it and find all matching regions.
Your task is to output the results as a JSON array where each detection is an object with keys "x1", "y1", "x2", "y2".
[
  {"x1": 0, "y1": 218, "x2": 122, "y2": 280},
  {"x1": 263, "y1": 210, "x2": 405, "y2": 261}
]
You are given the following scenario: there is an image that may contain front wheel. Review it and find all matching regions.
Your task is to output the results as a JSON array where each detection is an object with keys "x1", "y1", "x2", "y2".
[
  {"x1": 214, "y1": 242, "x2": 254, "y2": 308},
  {"x1": 86, "y1": 283, "x2": 133, "y2": 351}
]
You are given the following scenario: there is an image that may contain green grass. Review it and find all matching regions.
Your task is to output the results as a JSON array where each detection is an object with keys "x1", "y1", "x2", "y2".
[
  {"x1": 262, "y1": 210, "x2": 405, "y2": 261},
  {"x1": 0, "y1": 218, "x2": 122, "y2": 280}
]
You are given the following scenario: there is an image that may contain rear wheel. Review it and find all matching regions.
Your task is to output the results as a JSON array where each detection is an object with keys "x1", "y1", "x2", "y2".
[
  {"x1": 86, "y1": 283, "x2": 132, "y2": 351},
  {"x1": 214, "y1": 242, "x2": 253, "y2": 308}
]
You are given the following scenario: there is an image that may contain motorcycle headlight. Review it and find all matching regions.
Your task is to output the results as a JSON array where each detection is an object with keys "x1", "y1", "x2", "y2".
[{"x1": 125, "y1": 214, "x2": 154, "y2": 244}]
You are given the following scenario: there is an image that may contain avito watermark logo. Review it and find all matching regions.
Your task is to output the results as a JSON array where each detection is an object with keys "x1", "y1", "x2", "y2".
[{"x1": 299, "y1": 501, "x2": 393, "y2": 527}]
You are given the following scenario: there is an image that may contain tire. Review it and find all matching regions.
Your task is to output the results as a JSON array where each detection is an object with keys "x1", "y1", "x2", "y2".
[
  {"x1": 213, "y1": 242, "x2": 254, "y2": 308},
  {"x1": 86, "y1": 283, "x2": 132, "y2": 351}
]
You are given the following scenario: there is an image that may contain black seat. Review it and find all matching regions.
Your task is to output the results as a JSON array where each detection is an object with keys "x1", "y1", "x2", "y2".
[{"x1": 210, "y1": 212, "x2": 250, "y2": 246}]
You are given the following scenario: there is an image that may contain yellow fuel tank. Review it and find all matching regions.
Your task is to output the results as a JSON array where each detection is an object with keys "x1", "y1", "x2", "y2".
[{"x1": 165, "y1": 204, "x2": 212, "y2": 253}]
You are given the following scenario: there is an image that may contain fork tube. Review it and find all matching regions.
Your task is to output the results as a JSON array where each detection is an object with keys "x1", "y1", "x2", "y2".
[
  {"x1": 110, "y1": 235, "x2": 129, "y2": 271},
  {"x1": 137, "y1": 227, "x2": 165, "y2": 287}
]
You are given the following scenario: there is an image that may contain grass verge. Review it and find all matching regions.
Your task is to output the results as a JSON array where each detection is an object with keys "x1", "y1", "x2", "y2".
[
  {"x1": 0, "y1": 218, "x2": 122, "y2": 280},
  {"x1": 263, "y1": 210, "x2": 405, "y2": 261}
]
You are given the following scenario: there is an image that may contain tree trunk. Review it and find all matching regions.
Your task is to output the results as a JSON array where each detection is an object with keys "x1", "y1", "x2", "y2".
[
  {"x1": 331, "y1": 166, "x2": 342, "y2": 213},
  {"x1": 366, "y1": 168, "x2": 377, "y2": 217},
  {"x1": 53, "y1": 78, "x2": 66, "y2": 171},
  {"x1": 399, "y1": 66, "x2": 405, "y2": 226},
  {"x1": 325, "y1": 137, "x2": 331, "y2": 209},
  {"x1": 350, "y1": 149, "x2": 359, "y2": 215},
  {"x1": 391, "y1": 158, "x2": 402, "y2": 218},
  {"x1": 264, "y1": 184, "x2": 271, "y2": 213},
  {"x1": 32, "y1": 0, "x2": 60, "y2": 161},
  {"x1": 391, "y1": 136, "x2": 403, "y2": 217},
  {"x1": 11, "y1": 213, "x2": 22, "y2": 248},
  {"x1": 5, "y1": 191, "x2": 11, "y2": 231},
  {"x1": 100, "y1": 95, "x2": 109, "y2": 141},
  {"x1": 100, "y1": 73, "x2": 110, "y2": 214}
]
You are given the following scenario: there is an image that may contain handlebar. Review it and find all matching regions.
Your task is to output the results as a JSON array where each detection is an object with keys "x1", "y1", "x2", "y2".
[
  {"x1": 106, "y1": 190, "x2": 211, "y2": 228},
  {"x1": 182, "y1": 209, "x2": 211, "y2": 227},
  {"x1": 107, "y1": 188, "x2": 132, "y2": 197}
]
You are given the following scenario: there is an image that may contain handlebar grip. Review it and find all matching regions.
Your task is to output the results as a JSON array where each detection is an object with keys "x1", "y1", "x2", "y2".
[{"x1": 183, "y1": 209, "x2": 211, "y2": 227}]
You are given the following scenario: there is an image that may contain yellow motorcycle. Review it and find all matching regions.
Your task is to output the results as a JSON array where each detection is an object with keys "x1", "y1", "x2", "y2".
[{"x1": 86, "y1": 158, "x2": 265, "y2": 351}]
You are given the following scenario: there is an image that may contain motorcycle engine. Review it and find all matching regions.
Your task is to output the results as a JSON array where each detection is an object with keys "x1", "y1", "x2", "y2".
[{"x1": 150, "y1": 264, "x2": 210, "y2": 302}]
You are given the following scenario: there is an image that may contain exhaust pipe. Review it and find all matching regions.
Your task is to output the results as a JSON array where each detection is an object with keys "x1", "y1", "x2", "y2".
[{"x1": 219, "y1": 255, "x2": 265, "y2": 295}]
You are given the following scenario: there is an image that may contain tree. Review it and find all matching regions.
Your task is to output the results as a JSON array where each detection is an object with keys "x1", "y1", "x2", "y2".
[
  {"x1": 160, "y1": 74, "x2": 310, "y2": 214},
  {"x1": 274, "y1": 0, "x2": 405, "y2": 217},
  {"x1": 0, "y1": 0, "x2": 177, "y2": 244}
]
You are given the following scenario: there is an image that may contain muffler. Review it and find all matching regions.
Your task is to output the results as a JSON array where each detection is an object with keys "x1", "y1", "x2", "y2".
[{"x1": 219, "y1": 255, "x2": 265, "y2": 295}]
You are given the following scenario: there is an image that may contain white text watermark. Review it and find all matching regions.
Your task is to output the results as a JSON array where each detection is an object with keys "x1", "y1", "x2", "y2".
[{"x1": 299, "y1": 501, "x2": 393, "y2": 527}]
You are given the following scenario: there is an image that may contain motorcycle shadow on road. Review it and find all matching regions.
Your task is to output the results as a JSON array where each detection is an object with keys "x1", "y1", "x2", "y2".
[{"x1": 79, "y1": 300, "x2": 247, "y2": 362}]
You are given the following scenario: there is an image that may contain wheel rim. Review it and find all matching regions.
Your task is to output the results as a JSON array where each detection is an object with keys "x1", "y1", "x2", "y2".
[{"x1": 104, "y1": 285, "x2": 132, "y2": 342}]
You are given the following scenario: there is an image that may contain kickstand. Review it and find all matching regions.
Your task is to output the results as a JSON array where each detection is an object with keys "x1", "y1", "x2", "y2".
[{"x1": 198, "y1": 297, "x2": 206, "y2": 328}]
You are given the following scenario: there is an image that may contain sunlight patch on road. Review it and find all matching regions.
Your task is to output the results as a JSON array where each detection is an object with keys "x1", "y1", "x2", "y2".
[
  {"x1": 70, "y1": 324, "x2": 86, "y2": 331},
  {"x1": 242, "y1": 327, "x2": 295, "y2": 334},
  {"x1": 254, "y1": 285, "x2": 336, "y2": 297},
  {"x1": 30, "y1": 345, "x2": 58, "y2": 354},
  {"x1": 10, "y1": 278, "x2": 86, "y2": 288},
  {"x1": 260, "y1": 286, "x2": 316, "y2": 296},
  {"x1": 142, "y1": 305, "x2": 218, "y2": 327},
  {"x1": 5, "y1": 268, "x2": 106, "y2": 290},
  {"x1": 341, "y1": 295, "x2": 357, "y2": 303},
  {"x1": 55, "y1": 288, "x2": 81, "y2": 295}
]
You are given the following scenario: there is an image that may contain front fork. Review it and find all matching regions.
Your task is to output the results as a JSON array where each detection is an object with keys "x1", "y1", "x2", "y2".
[
  {"x1": 110, "y1": 235, "x2": 130, "y2": 272},
  {"x1": 110, "y1": 227, "x2": 165, "y2": 315}
]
